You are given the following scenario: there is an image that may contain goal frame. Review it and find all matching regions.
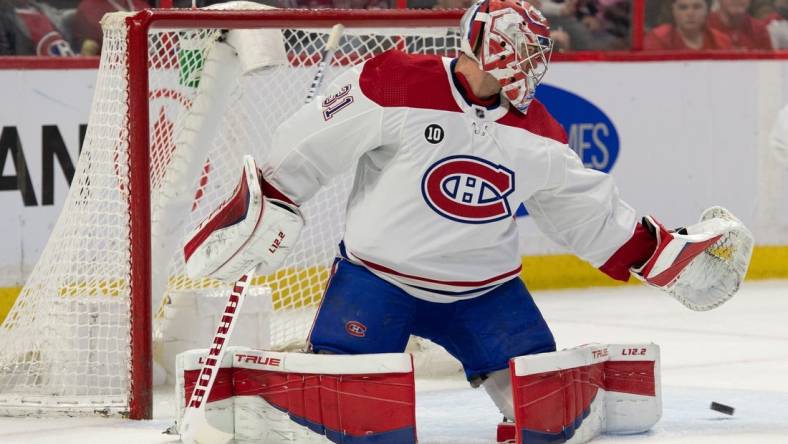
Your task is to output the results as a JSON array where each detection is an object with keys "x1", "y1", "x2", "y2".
[{"x1": 123, "y1": 8, "x2": 462, "y2": 420}]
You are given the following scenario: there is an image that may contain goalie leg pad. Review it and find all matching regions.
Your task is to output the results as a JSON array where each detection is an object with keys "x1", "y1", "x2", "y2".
[
  {"x1": 184, "y1": 155, "x2": 304, "y2": 282},
  {"x1": 507, "y1": 343, "x2": 661, "y2": 443},
  {"x1": 604, "y1": 344, "x2": 662, "y2": 434},
  {"x1": 178, "y1": 349, "x2": 417, "y2": 444},
  {"x1": 483, "y1": 368, "x2": 515, "y2": 421},
  {"x1": 176, "y1": 347, "x2": 251, "y2": 438}
]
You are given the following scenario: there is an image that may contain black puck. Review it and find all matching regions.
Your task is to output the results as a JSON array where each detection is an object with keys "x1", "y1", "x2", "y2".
[{"x1": 710, "y1": 402, "x2": 735, "y2": 415}]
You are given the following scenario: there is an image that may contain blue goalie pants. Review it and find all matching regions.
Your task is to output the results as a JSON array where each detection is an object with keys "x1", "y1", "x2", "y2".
[{"x1": 308, "y1": 258, "x2": 556, "y2": 380}]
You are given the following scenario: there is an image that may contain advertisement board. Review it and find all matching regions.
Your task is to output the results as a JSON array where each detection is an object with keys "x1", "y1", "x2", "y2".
[{"x1": 0, "y1": 69, "x2": 94, "y2": 285}]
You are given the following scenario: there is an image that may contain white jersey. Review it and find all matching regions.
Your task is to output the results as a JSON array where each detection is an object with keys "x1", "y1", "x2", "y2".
[{"x1": 264, "y1": 51, "x2": 637, "y2": 302}]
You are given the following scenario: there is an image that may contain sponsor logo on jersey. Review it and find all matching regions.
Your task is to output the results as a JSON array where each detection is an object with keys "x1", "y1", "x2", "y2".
[
  {"x1": 345, "y1": 320, "x2": 367, "y2": 337},
  {"x1": 421, "y1": 155, "x2": 514, "y2": 224}
]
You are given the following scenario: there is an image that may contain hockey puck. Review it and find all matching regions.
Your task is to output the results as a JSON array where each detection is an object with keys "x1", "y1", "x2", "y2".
[{"x1": 710, "y1": 402, "x2": 735, "y2": 415}]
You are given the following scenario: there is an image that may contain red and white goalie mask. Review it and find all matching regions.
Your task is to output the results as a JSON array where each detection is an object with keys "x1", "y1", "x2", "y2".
[{"x1": 460, "y1": 0, "x2": 553, "y2": 113}]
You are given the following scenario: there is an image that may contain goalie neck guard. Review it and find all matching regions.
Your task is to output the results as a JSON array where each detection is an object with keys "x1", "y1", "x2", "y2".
[{"x1": 459, "y1": 0, "x2": 553, "y2": 114}]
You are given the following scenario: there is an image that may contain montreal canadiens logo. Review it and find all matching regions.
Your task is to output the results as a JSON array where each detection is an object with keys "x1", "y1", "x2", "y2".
[
  {"x1": 37, "y1": 31, "x2": 73, "y2": 56},
  {"x1": 345, "y1": 321, "x2": 367, "y2": 338},
  {"x1": 421, "y1": 155, "x2": 515, "y2": 224}
]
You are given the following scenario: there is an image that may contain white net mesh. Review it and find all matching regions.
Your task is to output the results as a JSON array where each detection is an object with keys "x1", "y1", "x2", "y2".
[{"x1": 0, "y1": 8, "x2": 460, "y2": 415}]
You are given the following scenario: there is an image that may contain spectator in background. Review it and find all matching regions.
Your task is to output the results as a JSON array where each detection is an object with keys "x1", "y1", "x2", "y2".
[
  {"x1": 535, "y1": 0, "x2": 576, "y2": 16},
  {"x1": 593, "y1": 0, "x2": 631, "y2": 49},
  {"x1": 645, "y1": 0, "x2": 667, "y2": 28},
  {"x1": 765, "y1": 0, "x2": 788, "y2": 48},
  {"x1": 300, "y1": 0, "x2": 391, "y2": 8},
  {"x1": 530, "y1": 0, "x2": 577, "y2": 51},
  {"x1": 708, "y1": 0, "x2": 772, "y2": 49},
  {"x1": 71, "y1": 0, "x2": 149, "y2": 55},
  {"x1": 432, "y1": 0, "x2": 473, "y2": 9},
  {"x1": 0, "y1": 1, "x2": 12, "y2": 54},
  {"x1": 645, "y1": 0, "x2": 732, "y2": 50},
  {"x1": 750, "y1": 0, "x2": 776, "y2": 20},
  {"x1": 529, "y1": 1, "x2": 629, "y2": 51},
  {"x1": 553, "y1": 0, "x2": 631, "y2": 50},
  {"x1": 300, "y1": 0, "x2": 334, "y2": 8},
  {"x1": 527, "y1": 1, "x2": 574, "y2": 51},
  {"x1": 0, "y1": 0, "x2": 73, "y2": 55}
]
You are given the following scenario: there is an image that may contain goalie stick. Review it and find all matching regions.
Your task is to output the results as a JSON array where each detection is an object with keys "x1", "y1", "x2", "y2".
[
  {"x1": 180, "y1": 273, "x2": 252, "y2": 444},
  {"x1": 304, "y1": 24, "x2": 345, "y2": 104},
  {"x1": 180, "y1": 22, "x2": 346, "y2": 444}
]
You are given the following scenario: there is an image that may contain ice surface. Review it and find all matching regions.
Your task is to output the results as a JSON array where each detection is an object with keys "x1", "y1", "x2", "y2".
[{"x1": 1, "y1": 280, "x2": 787, "y2": 443}]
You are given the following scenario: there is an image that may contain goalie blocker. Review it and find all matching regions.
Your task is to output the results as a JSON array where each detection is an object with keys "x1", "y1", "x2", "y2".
[{"x1": 184, "y1": 155, "x2": 304, "y2": 282}]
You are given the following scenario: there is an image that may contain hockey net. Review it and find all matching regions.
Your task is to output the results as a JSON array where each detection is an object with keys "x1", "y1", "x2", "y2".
[{"x1": 0, "y1": 5, "x2": 463, "y2": 418}]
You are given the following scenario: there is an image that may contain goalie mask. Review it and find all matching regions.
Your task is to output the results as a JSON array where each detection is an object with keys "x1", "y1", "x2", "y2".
[{"x1": 460, "y1": 0, "x2": 553, "y2": 113}]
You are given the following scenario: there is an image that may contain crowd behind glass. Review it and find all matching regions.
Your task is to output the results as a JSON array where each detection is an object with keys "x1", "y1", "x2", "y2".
[{"x1": 0, "y1": 0, "x2": 783, "y2": 56}]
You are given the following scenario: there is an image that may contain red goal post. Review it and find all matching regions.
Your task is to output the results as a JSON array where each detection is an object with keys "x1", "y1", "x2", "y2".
[{"x1": 0, "y1": 7, "x2": 464, "y2": 421}]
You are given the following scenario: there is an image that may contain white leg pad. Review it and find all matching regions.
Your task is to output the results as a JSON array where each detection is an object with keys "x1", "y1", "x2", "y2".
[
  {"x1": 483, "y1": 368, "x2": 515, "y2": 420},
  {"x1": 177, "y1": 349, "x2": 418, "y2": 443},
  {"x1": 234, "y1": 396, "x2": 330, "y2": 444},
  {"x1": 604, "y1": 344, "x2": 662, "y2": 434},
  {"x1": 176, "y1": 347, "x2": 249, "y2": 437}
]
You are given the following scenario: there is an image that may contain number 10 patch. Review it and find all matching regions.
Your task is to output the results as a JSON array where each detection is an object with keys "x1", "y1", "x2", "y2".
[
  {"x1": 424, "y1": 124, "x2": 444, "y2": 144},
  {"x1": 322, "y1": 84, "x2": 354, "y2": 120}
]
